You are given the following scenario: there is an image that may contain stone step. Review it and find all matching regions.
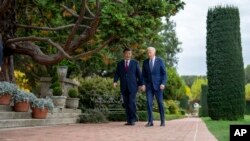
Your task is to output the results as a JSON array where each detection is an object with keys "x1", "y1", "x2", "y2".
[
  {"x1": 0, "y1": 105, "x2": 13, "y2": 111},
  {"x1": 0, "y1": 112, "x2": 81, "y2": 119},
  {"x1": 0, "y1": 112, "x2": 31, "y2": 119},
  {"x1": 52, "y1": 108, "x2": 81, "y2": 113},
  {"x1": 47, "y1": 112, "x2": 80, "y2": 119},
  {"x1": 0, "y1": 118, "x2": 79, "y2": 129}
]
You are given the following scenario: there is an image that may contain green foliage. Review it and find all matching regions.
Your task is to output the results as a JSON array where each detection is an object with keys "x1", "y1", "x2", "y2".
[
  {"x1": 136, "y1": 93, "x2": 147, "y2": 111},
  {"x1": 245, "y1": 65, "x2": 250, "y2": 84},
  {"x1": 68, "y1": 88, "x2": 78, "y2": 98},
  {"x1": 190, "y1": 77, "x2": 207, "y2": 101},
  {"x1": 108, "y1": 112, "x2": 126, "y2": 121},
  {"x1": 179, "y1": 95, "x2": 189, "y2": 110},
  {"x1": 158, "y1": 19, "x2": 182, "y2": 67},
  {"x1": 245, "y1": 101, "x2": 250, "y2": 115},
  {"x1": 80, "y1": 109, "x2": 108, "y2": 123},
  {"x1": 182, "y1": 75, "x2": 206, "y2": 87},
  {"x1": 50, "y1": 82, "x2": 60, "y2": 89},
  {"x1": 164, "y1": 67, "x2": 186, "y2": 100},
  {"x1": 13, "y1": 0, "x2": 185, "y2": 87},
  {"x1": 52, "y1": 87, "x2": 63, "y2": 96},
  {"x1": 78, "y1": 75, "x2": 146, "y2": 111},
  {"x1": 166, "y1": 100, "x2": 180, "y2": 114},
  {"x1": 203, "y1": 116, "x2": 250, "y2": 141},
  {"x1": 206, "y1": 6, "x2": 245, "y2": 120},
  {"x1": 199, "y1": 85, "x2": 209, "y2": 117},
  {"x1": 245, "y1": 84, "x2": 250, "y2": 101}
]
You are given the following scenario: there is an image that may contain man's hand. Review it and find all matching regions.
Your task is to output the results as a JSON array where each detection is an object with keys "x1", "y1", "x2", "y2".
[
  {"x1": 113, "y1": 82, "x2": 118, "y2": 88},
  {"x1": 140, "y1": 85, "x2": 146, "y2": 92},
  {"x1": 160, "y1": 84, "x2": 165, "y2": 90}
]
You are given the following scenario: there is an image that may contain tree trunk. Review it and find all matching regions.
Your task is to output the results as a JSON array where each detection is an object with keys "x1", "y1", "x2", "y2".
[{"x1": 0, "y1": 0, "x2": 16, "y2": 82}]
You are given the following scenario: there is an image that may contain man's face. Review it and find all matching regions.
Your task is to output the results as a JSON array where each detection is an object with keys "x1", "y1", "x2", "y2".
[
  {"x1": 147, "y1": 49, "x2": 155, "y2": 59},
  {"x1": 123, "y1": 51, "x2": 132, "y2": 60}
]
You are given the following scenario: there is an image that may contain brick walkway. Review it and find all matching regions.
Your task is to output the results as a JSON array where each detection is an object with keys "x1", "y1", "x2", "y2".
[{"x1": 0, "y1": 118, "x2": 217, "y2": 141}]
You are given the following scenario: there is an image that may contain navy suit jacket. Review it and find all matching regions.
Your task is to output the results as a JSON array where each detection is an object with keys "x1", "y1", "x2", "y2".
[
  {"x1": 114, "y1": 59, "x2": 142, "y2": 94},
  {"x1": 142, "y1": 57, "x2": 167, "y2": 91}
]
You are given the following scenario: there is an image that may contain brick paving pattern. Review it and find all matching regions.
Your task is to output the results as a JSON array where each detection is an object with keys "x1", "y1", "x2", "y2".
[{"x1": 0, "y1": 118, "x2": 217, "y2": 141}]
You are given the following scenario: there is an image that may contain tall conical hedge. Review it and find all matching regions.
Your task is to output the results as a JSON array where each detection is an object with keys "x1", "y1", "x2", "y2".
[
  {"x1": 206, "y1": 6, "x2": 245, "y2": 120},
  {"x1": 199, "y1": 85, "x2": 209, "y2": 117}
]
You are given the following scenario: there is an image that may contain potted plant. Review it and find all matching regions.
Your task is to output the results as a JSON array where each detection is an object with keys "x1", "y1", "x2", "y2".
[
  {"x1": 51, "y1": 86, "x2": 66, "y2": 108},
  {"x1": 66, "y1": 88, "x2": 79, "y2": 109},
  {"x1": 0, "y1": 81, "x2": 17, "y2": 105},
  {"x1": 31, "y1": 97, "x2": 54, "y2": 119},
  {"x1": 13, "y1": 90, "x2": 36, "y2": 112}
]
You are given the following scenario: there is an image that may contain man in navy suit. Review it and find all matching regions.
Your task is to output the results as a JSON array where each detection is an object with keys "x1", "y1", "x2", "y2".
[
  {"x1": 113, "y1": 48, "x2": 142, "y2": 125},
  {"x1": 141, "y1": 47, "x2": 167, "y2": 127}
]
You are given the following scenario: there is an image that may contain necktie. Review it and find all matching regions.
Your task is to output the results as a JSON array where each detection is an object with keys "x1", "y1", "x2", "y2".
[
  {"x1": 149, "y1": 59, "x2": 153, "y2": 72},
  {"x1": 125, "y1": 60, "x2": 128, "y2": 71}
]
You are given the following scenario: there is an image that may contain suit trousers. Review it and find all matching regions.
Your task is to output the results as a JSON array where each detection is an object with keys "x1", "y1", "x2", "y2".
[
  {"x1": 122, "y1": 88, "x2": 137, "y2": 123},
  {"x1": 146, "y1": 83, "x2": 165, "y2": 124}
]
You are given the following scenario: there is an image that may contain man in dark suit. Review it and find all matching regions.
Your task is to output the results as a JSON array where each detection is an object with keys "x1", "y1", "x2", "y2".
[
  {"x1": 113, "y1": 48, "x2": 142, "y2": 125},
  {"x1": 141, "y1": 47, "x2": 167, "y2": 127}
]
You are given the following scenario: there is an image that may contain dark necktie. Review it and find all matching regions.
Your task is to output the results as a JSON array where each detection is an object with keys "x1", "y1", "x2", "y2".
[
  {"x1": 149, "y1": 59, "x2": 153, "y2": 72},
  {"x1": 125, "y1": 60, "x2": 128, "y2": 71}
]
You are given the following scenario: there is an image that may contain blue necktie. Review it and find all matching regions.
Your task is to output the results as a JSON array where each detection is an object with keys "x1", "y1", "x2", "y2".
[{"x1": 149, "y1": 59, "x2": 153, "y2": 72}]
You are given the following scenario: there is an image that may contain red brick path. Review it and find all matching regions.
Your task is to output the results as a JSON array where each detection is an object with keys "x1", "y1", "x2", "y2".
[{"x1": 0, "y1": 118, "x2": 217, "y2": 141}]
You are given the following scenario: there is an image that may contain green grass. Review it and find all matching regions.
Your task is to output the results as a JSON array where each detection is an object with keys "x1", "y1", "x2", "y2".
[{"x1": 202, "y1": 115, "x2": 250, "y2": 141}]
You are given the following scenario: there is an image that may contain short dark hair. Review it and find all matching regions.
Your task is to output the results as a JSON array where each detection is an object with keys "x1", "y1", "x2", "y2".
[{"x1": 123, "y1": 48, "x2": 132, "y2": 53}]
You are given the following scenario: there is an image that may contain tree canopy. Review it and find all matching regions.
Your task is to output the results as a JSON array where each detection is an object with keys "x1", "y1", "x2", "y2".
[{"x1": 1, "y1": 0, "x2": 185, "y2": 87}]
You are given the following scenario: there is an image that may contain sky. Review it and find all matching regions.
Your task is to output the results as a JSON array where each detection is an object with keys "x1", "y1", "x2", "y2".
[{"x1": 172, "y1": 0, "x2": 250, "y2": 76}]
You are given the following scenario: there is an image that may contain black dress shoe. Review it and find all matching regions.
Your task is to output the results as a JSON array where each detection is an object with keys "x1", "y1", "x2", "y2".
[
  {"x1": 124, "y1": 122, "x2": 131, "y2": 125},
  {"x1": 124, "y1": 122, "x2": 135, "y2": 126},
  {"x1": 145, "y1": 122, "x2": 154, "y2": 127},
  {"x1": 160, "y1": 123, "x2": 165, "y2": 127}
]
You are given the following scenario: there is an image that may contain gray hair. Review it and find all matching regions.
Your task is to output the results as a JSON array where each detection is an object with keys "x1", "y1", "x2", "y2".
[{"x1": 147, "y1": 47, "x2": 156, "y2": 53}]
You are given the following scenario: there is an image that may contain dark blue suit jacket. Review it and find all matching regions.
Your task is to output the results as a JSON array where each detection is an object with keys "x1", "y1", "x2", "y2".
[
  {"x1": 114, "y1": 59, "x2": 142, "y2": 94},
  {"x1": 142, "y1": 57, "x2": 167, "y2": 91}
]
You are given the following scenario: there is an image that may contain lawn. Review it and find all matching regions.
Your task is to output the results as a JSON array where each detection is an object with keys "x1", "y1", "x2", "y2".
[{"x1": 202, "y1": 115, "x2": 250, "y2": 141}]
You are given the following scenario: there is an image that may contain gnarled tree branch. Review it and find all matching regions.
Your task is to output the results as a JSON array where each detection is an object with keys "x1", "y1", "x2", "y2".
[
  {"x1": 60, "y1": 4, "x2": 94, "y2": 20},
  {"x1": 72, "y1": 35, "x2": 116, "y2": 59},
  {"x1": 71, "y1": 0, "x2": 101, "y2": 51},
  {"x1": 4, "y1": 0, "x2": 107, "y2": 66},
  {"x1": 11, "y1": 35, "x2": 115, "y2": 65},
  {"x1": 12, "y1": 42, "x2": 64, "y2": 65},
  {"x1": 64, "y1": 0, "x2": 87, "y2": 51},
  {"x1": 7, "y1": 37, "x2": 71, "y2": 59},
  {"x1": 16, "y1": 24, "x2": 91, "y2": 31}
]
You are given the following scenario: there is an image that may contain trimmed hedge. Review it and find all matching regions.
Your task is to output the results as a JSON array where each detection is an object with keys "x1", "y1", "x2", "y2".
[
  {"x1": 199, "y1": 85, "x2": 208, "y2": 117},
  {"x1": 245, "y1": 101, "x2": 250, "y2": 115},
  {"x1": 206, "y1": 6, "x2": 245, "y2": 120}
]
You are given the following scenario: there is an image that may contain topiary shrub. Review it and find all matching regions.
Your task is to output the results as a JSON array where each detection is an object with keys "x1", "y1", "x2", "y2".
[
  {"x1": 206, "y1": 6, "x2": 245, "y2": 120},
  {"x1": 53, "y1": 87, "x2": 63, "y2": 96},
  {"x1": 68, "y1": 88, "x2": 78, "y2": 98}
]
